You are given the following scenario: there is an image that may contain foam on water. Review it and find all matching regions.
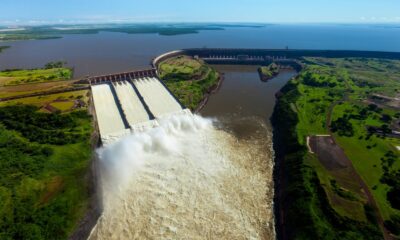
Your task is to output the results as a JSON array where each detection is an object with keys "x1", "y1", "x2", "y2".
[{"x1": 89, "y1": 114, "x2": 275, "y2": 239}]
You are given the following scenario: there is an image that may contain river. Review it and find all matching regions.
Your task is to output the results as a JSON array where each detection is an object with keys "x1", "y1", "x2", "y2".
[{"x1": 0, "y1": 24, "x2": 398, "y2": 239}]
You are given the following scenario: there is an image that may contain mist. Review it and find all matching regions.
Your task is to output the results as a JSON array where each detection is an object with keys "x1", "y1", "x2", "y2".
[{"x1": 89, "y1": 114, "x2": 275, "y2": 239}]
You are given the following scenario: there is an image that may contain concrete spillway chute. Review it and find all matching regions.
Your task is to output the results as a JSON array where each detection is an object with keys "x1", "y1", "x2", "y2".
[{"x1": 91, "y1": 73, "x2": 188, "y2": 145}]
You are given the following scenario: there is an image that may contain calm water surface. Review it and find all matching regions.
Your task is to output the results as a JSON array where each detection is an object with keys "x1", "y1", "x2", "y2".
[
  {"x1": 0, "y1": 25, "x2": 399, "y2": 77},
  {"x1": 201, "y1": 65, "x2": 297, "y2": 136}
]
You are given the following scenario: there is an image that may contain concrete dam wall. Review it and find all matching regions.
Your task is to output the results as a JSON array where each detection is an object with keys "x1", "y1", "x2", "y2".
[{"x1": 91, "y1": 77, "x2": 187, "y2": 145}]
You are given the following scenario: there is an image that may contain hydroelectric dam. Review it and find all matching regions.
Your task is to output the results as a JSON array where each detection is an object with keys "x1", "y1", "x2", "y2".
[{"x1": 89, "y1": 69, "x2": 189, "y2": 145}]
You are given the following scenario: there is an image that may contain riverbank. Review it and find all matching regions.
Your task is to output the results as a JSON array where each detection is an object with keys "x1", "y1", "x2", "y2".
[
  {"x1": 272, "y1": 57, "x2": 400, "y2": 239},
  {"x1": 194, "y1": 71, "x2": 224, "y2": 113},
  {"x1": 69, "y1": 94, "x2": 102, "y2": 240}
]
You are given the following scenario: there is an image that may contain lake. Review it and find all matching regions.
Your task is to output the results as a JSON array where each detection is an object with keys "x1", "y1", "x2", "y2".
[{"x1": 0, "y1": 24, "x2": 399, "y2": 78}]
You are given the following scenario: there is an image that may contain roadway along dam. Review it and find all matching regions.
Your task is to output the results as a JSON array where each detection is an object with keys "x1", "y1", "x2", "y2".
[{"x1": 88, "y1": 69, "x2": 275, "y2": 239}]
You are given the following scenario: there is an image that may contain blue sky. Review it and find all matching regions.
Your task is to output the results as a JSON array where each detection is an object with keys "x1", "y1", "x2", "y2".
[{"x1": 1, "y1": 0, "x2": 400, "y2": 25}]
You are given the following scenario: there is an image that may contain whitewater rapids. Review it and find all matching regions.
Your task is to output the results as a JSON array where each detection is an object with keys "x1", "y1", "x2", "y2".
[{"x1": 89, "y1": 114, "x2": 275, "y2": 239}]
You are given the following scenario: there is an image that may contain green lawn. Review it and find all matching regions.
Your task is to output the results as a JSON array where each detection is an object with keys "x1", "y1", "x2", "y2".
[
  {"x1": 332, "y1": 102, "x2": 400, "y2": 220},
  {"x1": 159, "y1": 55, "x2": 208, "y2": 80}
]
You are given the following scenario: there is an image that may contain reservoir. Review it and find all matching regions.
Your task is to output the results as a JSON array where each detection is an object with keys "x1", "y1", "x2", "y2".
[{"x1": 0, "y1": 24, "x2": 399, "y2": 77}]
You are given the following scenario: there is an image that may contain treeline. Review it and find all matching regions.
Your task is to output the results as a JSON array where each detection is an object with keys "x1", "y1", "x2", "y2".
[
  {"x1": 380, "y1": 150, "x2": 400, "y2": 235},
  {"x1": 272, "y1": 79, "x2": 382, "y2": 239},
  {"x1": 302, "y1": 72, "x2": 337, "y2": 88},
  {"x1": 44, "y1": 61, "x2": 66, "y2": 69},
  {"x1": 0, "y1": 105, "x2": 90, "y2": 145},
  {"x1": 1, "y1": 61, "x2": 69, "y2": 72}
]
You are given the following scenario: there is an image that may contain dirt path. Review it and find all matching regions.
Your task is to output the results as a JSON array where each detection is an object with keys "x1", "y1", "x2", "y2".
[{"x1": 325, "y1": 92, "x2": 392, "y2": 240}]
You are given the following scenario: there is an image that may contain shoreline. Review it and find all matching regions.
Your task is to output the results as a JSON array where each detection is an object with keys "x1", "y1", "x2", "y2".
[
  {"x1": 69, "y1": 93, "x2": 102, "y2": 240},
  {"x1": 194, "y1": 71, "x2": 224, "y2": 113},
  {"x1": 271, "y1": 72, "x2": 300, "y2": 240},
  {"x1": 257, "y1": 66, "x2": 279, "y2": 82}
]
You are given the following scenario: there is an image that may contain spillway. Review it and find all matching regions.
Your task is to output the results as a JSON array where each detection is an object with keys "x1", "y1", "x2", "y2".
[
  {"x1": 133, "y1": 77, "x2": 183, "y2": 118},
  {"x1": 89, "y1": 72, "x2": 275, "y2": 239},
  {"x1": 112, "y1": 81, "x2": 155, "y2": 130},
  {"x1": 91, "y1": 84, "x2": 129, "y2": 141},
  {"x1": 91, "y1": 76, "x2": 186, "y2": 144}
]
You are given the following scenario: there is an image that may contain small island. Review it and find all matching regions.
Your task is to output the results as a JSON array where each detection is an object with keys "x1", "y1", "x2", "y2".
[{"x1": 258, "y1": 63, "x2": 280, "y2": 81}]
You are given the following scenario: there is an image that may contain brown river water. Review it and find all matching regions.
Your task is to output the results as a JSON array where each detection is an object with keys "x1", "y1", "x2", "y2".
[
  {"x1": 88, "y1": 66, "x2": 296, "y2": 239},
  {"x1": 0, "y1": 29, "x2": 302, "y2": 239}
]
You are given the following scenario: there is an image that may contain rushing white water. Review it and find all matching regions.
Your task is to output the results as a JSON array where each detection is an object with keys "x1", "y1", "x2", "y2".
[{"x1": 89, "y1": 114, "x2": 275, "y2": 240}]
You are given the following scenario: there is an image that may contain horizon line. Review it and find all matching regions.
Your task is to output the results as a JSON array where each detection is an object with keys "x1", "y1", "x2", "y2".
[{"x1": 0, "y1": 21, "x2": 399, "y2": 27}]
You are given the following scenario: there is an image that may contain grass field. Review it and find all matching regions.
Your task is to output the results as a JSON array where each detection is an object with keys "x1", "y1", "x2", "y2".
[
  {"x1": 159, "y1": 55, "x2": 220, "y2": 110},
  {"x1": 332, "y1": 102, "x2": 400, "y2": 220},
  {"x1": 0, "y1": 78, "x2": 86, "y2": 99},
  {"x1": 0, "y1": 67, "x2": 73, "y2": 86},
  {"x1": 0, "y1": 90, "x2": 89, "y2": 112},
  {"x1": 273, "y1": 57, "x2": 400, "y2": 238},
  {"x1": 159, "y1": 55, "x2": 208, "y2": 80}
]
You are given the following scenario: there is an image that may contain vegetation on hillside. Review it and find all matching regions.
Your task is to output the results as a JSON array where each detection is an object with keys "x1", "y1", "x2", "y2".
[
  {"x1": 0, "y1": 105, "x2": 92, "y2": 239},
  {"x1": 158, "y1": 55, "x2": 220, "y2": 110},
  {"x1": 273, "y1": 57, "x2": 400, "y2": 239},
  {"x1": 0, "y1": 61, "x2": 72, "y2": 86},
  {"x1": 258, "y1": 63, "x2": 279, "y2": 81}
]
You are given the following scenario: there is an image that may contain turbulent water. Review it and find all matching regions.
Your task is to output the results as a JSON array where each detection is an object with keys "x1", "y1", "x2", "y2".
[{"x1": 89, "y1": 114, "x2": 275, "y2": 240}]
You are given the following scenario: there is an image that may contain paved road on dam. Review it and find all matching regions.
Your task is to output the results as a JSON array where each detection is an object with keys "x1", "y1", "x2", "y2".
[{"x1": 91, "y1": 77, "x2": 184, "y2": 144}]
